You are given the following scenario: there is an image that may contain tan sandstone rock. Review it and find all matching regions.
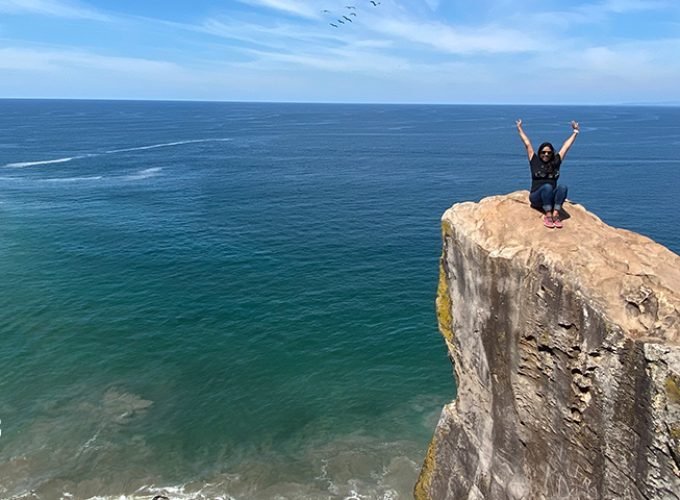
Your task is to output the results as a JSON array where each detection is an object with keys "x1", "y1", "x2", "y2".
[{"x1": 416, "y1": 191, "x2": 680, "y2": 500}]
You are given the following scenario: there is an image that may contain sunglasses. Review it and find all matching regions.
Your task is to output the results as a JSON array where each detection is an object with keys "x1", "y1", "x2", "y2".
[{"x1": 540, "y1": 150, "x2": 553, "y2": 155}]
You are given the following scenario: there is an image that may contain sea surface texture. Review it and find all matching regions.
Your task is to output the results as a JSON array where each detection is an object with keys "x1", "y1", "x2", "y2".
[{"x1": 0, "y1": 101, "x2": 678, "y2": 499}]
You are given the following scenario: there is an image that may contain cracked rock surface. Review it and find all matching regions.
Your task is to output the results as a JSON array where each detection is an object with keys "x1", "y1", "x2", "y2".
[{"x1": 416, "y1": 192, "x2": 680, "y2": 500}]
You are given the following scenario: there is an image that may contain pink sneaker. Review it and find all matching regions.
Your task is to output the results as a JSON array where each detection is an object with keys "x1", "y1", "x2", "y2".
[
  {"x1": 543, "y1": 215, "x2": 555, "y2": 228},
  {"x1": 553, "y1": 217, "x2": 563, "y2": 229}
]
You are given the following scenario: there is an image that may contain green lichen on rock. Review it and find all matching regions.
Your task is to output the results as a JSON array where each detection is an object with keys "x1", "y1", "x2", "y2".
[
  {"x1": 670, "y1": 422, "x2": 680, "y2": 440},
  {"x1": 414, "y1": 434, "x2": 438, "y2": 500},
  {"x1": 436, "y1": 222, "x2": 455, "y2": 344},
  {"x1": 441, "y1": 219, "x2": 453, "y2": 239},
  {"x1": 437, "y1": 259, "x2": 454, "y2": 344},
  {"x1": 539, "y1": 330, "x2": 551, "y2": 346},
  {"x1": 665, "y1": 374, "x2": 680, "y2": 404}
]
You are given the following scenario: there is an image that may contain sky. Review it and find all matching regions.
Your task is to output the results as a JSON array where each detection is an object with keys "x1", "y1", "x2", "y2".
[{"x1": 0, "y1": 0, "x2": 679, "y2": 104}]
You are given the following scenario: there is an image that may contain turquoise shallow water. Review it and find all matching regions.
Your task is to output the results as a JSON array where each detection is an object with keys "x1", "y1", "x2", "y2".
[{"x1": 0, "y1": 101, "x2": 679, "y2": 499}]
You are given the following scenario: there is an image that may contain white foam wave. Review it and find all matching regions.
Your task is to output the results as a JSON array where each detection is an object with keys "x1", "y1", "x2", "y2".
[
  {"x1": 4, "y1": 157, "x2": 76, "y2": 168},
  {"x1": 106, "y1": 138, "x2": 232, "y2": 154},
  {"x1": 124, "y1": 167, "x2": 162, "y2": 180},
  {"x1": 15, "y1": 436, "x2": 419, "y2": 500},
  {"x1": 40, "y1": 176, "x2": 104, "y2": 182}
]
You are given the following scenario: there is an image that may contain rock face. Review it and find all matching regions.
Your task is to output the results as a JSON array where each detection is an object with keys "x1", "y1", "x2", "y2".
[{"x1": 416, "y1": 191, "x2": 680, "y2": 500}]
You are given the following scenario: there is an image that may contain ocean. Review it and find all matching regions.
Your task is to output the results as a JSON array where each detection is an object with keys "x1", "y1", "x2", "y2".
[{"x1": 1, "y1": 101, "x2": 678, "y2": 499}]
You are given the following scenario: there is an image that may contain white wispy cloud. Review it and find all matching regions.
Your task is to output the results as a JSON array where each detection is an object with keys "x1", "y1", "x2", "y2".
[
  {"x1": 181, "y1": 1, "x2": 545, "y2": 67},
  {"x1": 0, "y1": 0, "x2": 110, "y2": 20},
  {"x1": 239, "y1": 43, "x2": 408, "y2": 73},
  {"x1": 370, "y1": 18, "x2": 542, "y2": 54},
  {"x1": 235, "y1": 0, "x2": 320, "y2": 19},
  {"x1": 514, "y1": 0, "x2": 674, "y2": 30},
  {"x1": 196, "y1": 18, "x2": 345, "y2": 48},
  {"x1": 422, "y1": 0, "x2": 440, "y2": 12},
  {"x1": 592, "y1": 0, "x2": 670, "y2": 14},
  {"x1": 0, "y1": 46, "x2": 181, "y2": 73},
  {"x1": 549, "y1": 37, "x2": 680, "y2": 78}
]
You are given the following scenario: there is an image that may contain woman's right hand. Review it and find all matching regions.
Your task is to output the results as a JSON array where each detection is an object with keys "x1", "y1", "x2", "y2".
[{"x1": 516, "y1": 119, "x2": 523, "y2": 129}]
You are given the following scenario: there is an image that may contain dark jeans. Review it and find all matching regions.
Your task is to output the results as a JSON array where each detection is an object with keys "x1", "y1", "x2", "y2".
[{"x1": 530, "y1": 183, "x2": 568, "y2": 213}]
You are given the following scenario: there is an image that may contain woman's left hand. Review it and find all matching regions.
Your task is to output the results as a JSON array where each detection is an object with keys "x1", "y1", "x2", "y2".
[{"x1": 571, "y1": 120, "x2": 580, "y2": 132}]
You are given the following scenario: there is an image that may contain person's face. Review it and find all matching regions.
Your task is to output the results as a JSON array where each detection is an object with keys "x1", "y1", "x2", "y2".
[{"x1": 539, "y1": 147, "x2": 553, "y2": 161}]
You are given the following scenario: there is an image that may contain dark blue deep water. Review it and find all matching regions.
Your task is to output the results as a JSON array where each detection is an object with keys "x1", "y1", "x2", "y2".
[{"x1": 0, "y1": 101, "x2": 678, "y2": 499}]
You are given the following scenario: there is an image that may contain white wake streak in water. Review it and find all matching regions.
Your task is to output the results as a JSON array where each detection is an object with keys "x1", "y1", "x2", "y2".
[
  {"x1": 105, "y1": 138, "x2": 232, "y2": 154},
  {"x1": 2, "y1": 138, "x2": 232, "y2": 168},
  {"x1": 4, "y1": 157, "x2": 78, "y2": 168},
  {"x1": 40, "y1": 176, "x2": 104, "y2": 182}
]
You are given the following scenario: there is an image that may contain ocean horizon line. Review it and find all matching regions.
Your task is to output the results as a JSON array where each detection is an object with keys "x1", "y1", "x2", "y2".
[{"x1": 1, "y1": 97, "x2": 679, "y2": 107}]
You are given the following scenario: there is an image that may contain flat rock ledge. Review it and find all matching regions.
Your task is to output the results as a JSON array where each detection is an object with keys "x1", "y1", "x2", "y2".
[{"x1": 416, "y1": 191, "x2": 680, "y2": 500}]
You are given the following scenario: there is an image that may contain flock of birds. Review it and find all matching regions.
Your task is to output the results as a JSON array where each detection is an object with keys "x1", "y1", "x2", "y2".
[{"x1": 324, "y1": 1, "x2": 381, "y2": 28}]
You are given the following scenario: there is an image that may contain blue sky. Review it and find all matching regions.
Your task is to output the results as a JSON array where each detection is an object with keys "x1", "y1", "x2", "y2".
[{"x1": 1, "y1": 0, "x2": 679, "y2": 103}]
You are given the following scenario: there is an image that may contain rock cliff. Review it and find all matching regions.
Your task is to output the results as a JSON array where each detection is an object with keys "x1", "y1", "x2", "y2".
[{"x1": 416, "y1": 191, "x2": 680, "y2": 500}]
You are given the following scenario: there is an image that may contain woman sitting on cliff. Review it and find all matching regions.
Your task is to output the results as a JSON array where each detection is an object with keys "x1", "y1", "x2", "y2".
[{"x1": 516, "y1": 119, "x2": 580, "y2": 228}]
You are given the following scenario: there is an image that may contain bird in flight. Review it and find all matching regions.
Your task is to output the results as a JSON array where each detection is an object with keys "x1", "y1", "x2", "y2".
[
  {"x1": 370, "y1": 0, "x2": 381, "y2": 5},
  {"x1": 324, "y1": 4, "x2": 361, "y2": 29}
]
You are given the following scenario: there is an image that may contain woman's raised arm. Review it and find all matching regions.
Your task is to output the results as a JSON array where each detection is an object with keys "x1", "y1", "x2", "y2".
[
  {"x1": 558, "y1": 121, "x2": 580, "y2": 160},
  {"x1": 516, "y1": 119, "x2": 534, "y2": 160}
]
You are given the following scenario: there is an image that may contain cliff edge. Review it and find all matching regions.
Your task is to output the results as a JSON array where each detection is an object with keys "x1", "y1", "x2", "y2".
[{"x1": 416, "y1": 191, "x2": 680, "y2": 500}]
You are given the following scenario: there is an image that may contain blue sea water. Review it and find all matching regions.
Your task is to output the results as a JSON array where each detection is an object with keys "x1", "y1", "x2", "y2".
[{"x1": 0, "y1": 100, "x2": 678, "y2": 499}]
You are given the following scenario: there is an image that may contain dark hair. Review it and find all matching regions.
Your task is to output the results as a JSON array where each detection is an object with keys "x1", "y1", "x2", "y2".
[{"x1": 537, "y1": 142, "x2": 558, "y2": 173}]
